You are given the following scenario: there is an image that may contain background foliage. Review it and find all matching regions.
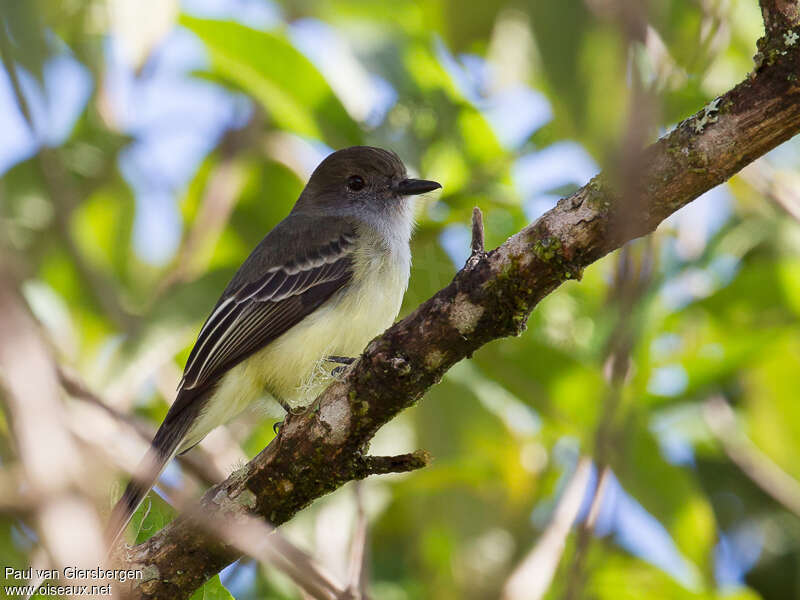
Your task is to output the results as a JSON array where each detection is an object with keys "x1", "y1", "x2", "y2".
[{"x1": 1, "y1": 0, "x2": 799, "y2": 598}]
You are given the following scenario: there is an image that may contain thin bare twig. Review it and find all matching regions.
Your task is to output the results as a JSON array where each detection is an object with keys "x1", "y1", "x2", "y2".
[
  {"x1": 562, "y1": 241, "x2": 654, "y2": 600},
  {"x1": 0, "y1": 268, "x2": 108, "y2": 599},
  {"x1": 58, "y1": 364, "x2": 229, "y2": 486},
  {"x1": 740, "y1": 161, "x2": 800, "y2": 224},
  {"x1": 345, "y1": 483, "x2": 369, "y2": 599},
  {"x1": 502, "y1": 458, "x2": 593, "y2": 600},
  {"x1": 470, "y1": 207, "x2": 485, "y2": 258},
  {"x1": 703, "y1": 395, "x2": 800, "y2": 519},
  {"x1": 584, "y1": 468, "x2": 611, "y2": 530}
]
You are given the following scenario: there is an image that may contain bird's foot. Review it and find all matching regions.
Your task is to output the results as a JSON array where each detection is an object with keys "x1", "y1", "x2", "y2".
[{"x1": 327, "y1": 356, "x2": 357, "y2": 380}]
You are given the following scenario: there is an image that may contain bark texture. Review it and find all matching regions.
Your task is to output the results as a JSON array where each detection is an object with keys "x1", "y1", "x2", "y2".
[{"x1": 119, "y1": 10, "x2": 800, "y2": 598}]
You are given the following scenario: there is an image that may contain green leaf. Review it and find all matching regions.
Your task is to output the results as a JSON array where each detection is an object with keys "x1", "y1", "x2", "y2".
[
  {"x1": 742, "y1": 335, "x2": 800, "y2": 481},
  {"x1": 189, "y1": 575, "x2": 236, "y2": 600},
  {"x1": 69, "y1": 178, "x2": 135, "y2": 282},
  {"x1": 583, "y1": 549, "x2": 762, "y2": 600},
  {"x1": 0, "y1": 0, "x2": 51, "y2": 84},
  {"x1": 618, "y1": 412, "x2": 716, "y2": 574},
  {"x1": 131, "y1": 492, "x2": 176, "y2": 545},
  {"x1": 181, "y1": 15, "x2": 361, "y2": 147}
]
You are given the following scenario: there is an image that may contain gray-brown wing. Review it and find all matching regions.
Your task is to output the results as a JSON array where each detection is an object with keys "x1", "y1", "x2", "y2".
[{"x1": 179, "y1": 232, "x2": 356, "y2": 392}]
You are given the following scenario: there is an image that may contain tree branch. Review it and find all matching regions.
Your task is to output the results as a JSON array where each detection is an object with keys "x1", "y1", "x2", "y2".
[
  {"x1": 117, "y1": 23, "x2": 800, "y2": 598},
  {"x1": 760, "y1": 0, "x2": 800, "y2": 36}
]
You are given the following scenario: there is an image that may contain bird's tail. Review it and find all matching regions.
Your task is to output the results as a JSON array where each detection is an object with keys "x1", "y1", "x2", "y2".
[{"x1": 105, "y1": 404, "x2": 199, "y2": 550}]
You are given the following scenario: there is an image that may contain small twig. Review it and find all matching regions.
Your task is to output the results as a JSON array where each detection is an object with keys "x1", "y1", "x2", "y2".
[
  {"x1": 266, "y1": 528, "x2": 345, "y2": 600},
  {"x1": 562, "y1": 466, "x2": 611, "y2": 600},
  {"x1": 352, "y1": 451, "x2": 431, "y2": 479},
  {"x1": 502, "y1": 458, "x2": 592, "y2": 600},
  {"x1": 470, "y1": 207, "x2": 485, "y2": 258},
  {"x1": 58, "y1": 365, "x2": 150, "y2": 436},
  {"x1": 740, "y1": 161, "x2": 800, "y2": 224},
  {"x1": 704, "y1": 395, "x2": 800, "y2": 519},
  {"x1": 0, "y1": 267, "x2": 106, "y2": 596},
  {"x1": 58, "y1": 364, "x2": 228, "y2": 486},
  {"x1": 345, "y1": 483, "x2": 369, "y2": 599},
  {"x1": 584, "y1": 467, "x2": 611, "y2": 530},
  {"x1": 563, "y1": 242, "x2": 654, "y2": 600}
]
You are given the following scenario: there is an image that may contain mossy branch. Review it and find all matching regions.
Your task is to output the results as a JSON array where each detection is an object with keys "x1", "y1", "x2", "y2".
[{"x1": 117, "y1": 15, "x2": 800, "y2": 599}]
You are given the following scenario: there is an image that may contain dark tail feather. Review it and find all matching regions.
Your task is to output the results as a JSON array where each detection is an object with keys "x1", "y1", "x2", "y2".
[{"x1": 105, "y1": 402, "x2": 200, "y2": 550}]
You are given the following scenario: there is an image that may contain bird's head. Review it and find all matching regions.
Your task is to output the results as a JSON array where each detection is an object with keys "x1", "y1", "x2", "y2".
[{"x1": 294, "y1": 146, "x2": 441, "y2": 217}]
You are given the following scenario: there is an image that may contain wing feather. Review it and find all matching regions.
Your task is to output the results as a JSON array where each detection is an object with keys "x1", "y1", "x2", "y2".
[{"x1": 180, "y1": 233, "x2": 355, "y2": 391}]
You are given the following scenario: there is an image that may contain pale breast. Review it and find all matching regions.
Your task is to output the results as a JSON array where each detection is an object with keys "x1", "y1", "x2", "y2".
[
  {"x1": 182, "y1": 251, "x2": 410, "y2": 450},
  {"x1": 234, "y1": 233, "x2": 410, "y2": 407}
]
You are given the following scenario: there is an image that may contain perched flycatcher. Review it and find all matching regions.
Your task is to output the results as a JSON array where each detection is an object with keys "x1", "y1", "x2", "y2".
[{"x1": 107, "y1": 146, "x2": 441, "y2": 546}]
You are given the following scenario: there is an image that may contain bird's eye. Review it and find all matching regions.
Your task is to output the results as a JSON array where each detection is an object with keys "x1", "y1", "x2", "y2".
[{"x1": 347, "y1": 175, "x2": 365, "y2": 191}]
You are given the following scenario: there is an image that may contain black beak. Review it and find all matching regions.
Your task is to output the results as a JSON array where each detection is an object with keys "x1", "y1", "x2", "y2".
[{"x1": 396, "y1": 178, "x2": 442, "y2": 196}]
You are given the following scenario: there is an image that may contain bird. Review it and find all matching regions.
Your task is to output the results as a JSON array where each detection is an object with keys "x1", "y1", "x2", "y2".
[{"x1": 106, "y1": 146, "x2": 441, "y2": 547}]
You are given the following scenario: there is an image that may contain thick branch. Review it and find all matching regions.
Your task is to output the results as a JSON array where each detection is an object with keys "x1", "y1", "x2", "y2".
[
  {"x1": 760, "y1": 0, "x2": 800, "y2": 36},
  {"x1": 119, "y1": 32, "x2": 800, "y2": 599}
]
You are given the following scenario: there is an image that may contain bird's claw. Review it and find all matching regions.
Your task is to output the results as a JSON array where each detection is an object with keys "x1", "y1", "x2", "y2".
[{"x1": 331, "y1": 365, "x2": 348, "y2": 379}]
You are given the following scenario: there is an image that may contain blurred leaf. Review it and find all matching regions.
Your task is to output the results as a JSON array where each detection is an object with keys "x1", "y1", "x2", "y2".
[
  {"x1": 742, "y1": 335, "x2": 800, "y2": 481},
  {"x1": 526, "y1": 0, "x2": 591, "y2": 120},
  {"x1": 618, "y1": 413, "x2": 716, "y2": 573},
  {"x1": 582, "y1": 549, "x2": 762, "y2": 600},
  {"x1": 69, "y1": 178, "x2": 135, "y2": 283},
  {"x1": 181, "y1": 16, "x2": 361, "y2": 147},
  {"x1": 0, "y1": 517, "x2": 30, "y2": 577},
  {"x1": 441, "y1": 0, "x2": 510, "y2": 53},
  {"x1": 131, "y1": 491, "x2": 176, "y2": 545},
  {"x1": 227, "y1": 157, "x2": 304, "y2": 247},
  {"x1": 0, "y1": 0, "x2": 50, "y2": 84}
]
